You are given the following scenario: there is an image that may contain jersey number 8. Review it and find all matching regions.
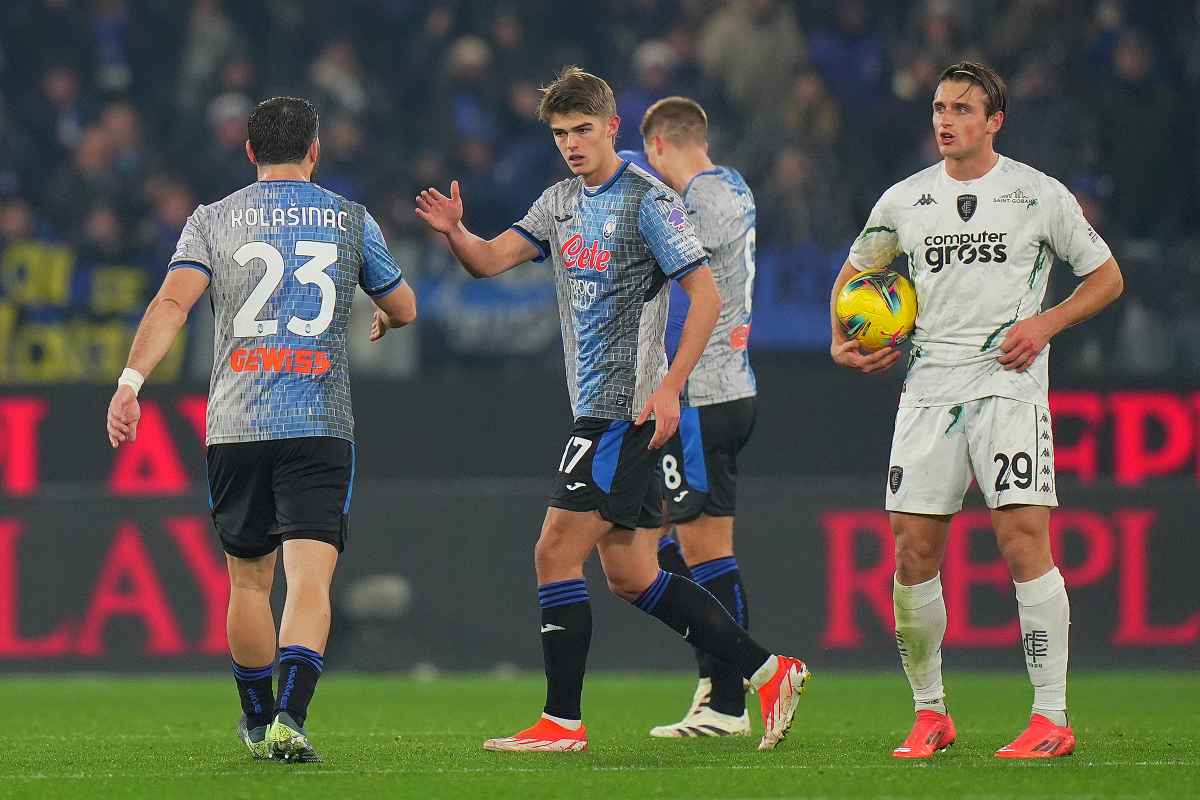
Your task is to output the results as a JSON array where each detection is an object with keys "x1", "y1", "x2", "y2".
[{"x1": 232, "y1": 240, "x2": 337, "y2": 338}]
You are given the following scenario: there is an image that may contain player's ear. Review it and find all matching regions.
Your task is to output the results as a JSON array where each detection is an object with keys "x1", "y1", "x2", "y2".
[
  {"x1": 244, "y1": 140, "x2": 256, "y2": 165},
  {"x1": 309, "y1": 137, "x2": 320, "y2": 164},
  {"x1": 988, "y1": 110, "x2": 1005, "y2": 135},
  {"x1": 607, "y1": 114, "x2": 621, "y2": 140}
]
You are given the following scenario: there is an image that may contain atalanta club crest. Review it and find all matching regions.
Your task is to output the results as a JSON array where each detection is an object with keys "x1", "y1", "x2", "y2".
[
  {"x1": 888, "y1": 465, "x2": 904, "y2": 494},
  {"x1": 957, "y1": 194, "x2": 977, "y2": 222}
]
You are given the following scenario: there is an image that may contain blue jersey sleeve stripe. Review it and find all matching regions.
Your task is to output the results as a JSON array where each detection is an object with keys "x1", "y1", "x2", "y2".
[
  {"x1": 365, "y1": 274, "x2": 405, "y2": 297},
  {"x1": 168, "y1": 260, "x2": 212, "y2": 277},
  {"x1": 667, "y1": 256, "x2": 708, "y2": 280},
  {"x1": 510, "y1": 224, "x2": 550, "y2": 262}
]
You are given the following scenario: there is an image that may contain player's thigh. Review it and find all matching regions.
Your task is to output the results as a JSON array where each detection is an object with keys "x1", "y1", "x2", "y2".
[
  {"x1": 675, "y1": 514, "x2": 735, "y2": 565},
  {"x1": 596, "y1": 526, "x2": 662, "y2": 599},
  {"x1": 271, "y1": 437, "x2": 356, "y2": 554},
  {"x1": 207, "y1": 441, "x2": 278, "y2": 559},
  {"x1": 549, "y1": 416, "x2": 658, "y2": 532},
  {"x1": 966, "y1": 397, "x2": 1058, "y2": 510},
  {"x1": 280, "y1": 538, "x2": 339, "y2": 589},
  {"x1": 885, "y1": 405, "x2": 973, "y2": 515},
  {"x1": 663, "y1": 398, "x2": 755, "y2": 526}
]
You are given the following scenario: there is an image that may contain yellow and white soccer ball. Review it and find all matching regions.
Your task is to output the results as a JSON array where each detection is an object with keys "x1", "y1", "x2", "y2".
[{"x1": 835, "y1": 269, "x2": 917, "y2": 351}]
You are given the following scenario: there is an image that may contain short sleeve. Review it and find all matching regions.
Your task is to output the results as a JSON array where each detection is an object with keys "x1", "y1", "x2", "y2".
[
  {"x1": 168, "y1": 205, "x2": 213, "y2": 276},
  {"x1": 359, "y1": 210, "x2": 405, "y2": 297},
  {"x1": 847, "y1": 194, "x2": 901, "y2": 271},
  {"x1": 638, "y1": 189, "x2": 708, "y2": 280},
  {"x1": 511, "y1": 187, "x2": 553, "y2": 263},
  {"x1": 1044, "y1": 180, "x2": 1111, "y2": 277}
]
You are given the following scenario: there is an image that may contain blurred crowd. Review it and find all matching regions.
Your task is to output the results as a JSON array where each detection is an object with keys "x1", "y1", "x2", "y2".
[{"x1": 1, "y1": 0, "x2": 1199, "y2": 376}]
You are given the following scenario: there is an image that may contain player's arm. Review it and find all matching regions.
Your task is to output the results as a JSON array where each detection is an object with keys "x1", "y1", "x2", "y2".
[
  {"x1": 369, "y1": 281, "x2": 418, "y2": 341},
  {"x1": 637, "y1": 265, "x2": 721, "y2": 449},
  {"x1": 998, "y1": 256, "x2": 1124, "y2": 371},
  {"x1": 829, "y1": 259, "x2": 902, "y2": 374},
  {"x1": 106, "y1": 268, "x2": 210, "y2": 447},
  {"x1": 415, "y1": 180, "x2": 538, "y2": 278}
]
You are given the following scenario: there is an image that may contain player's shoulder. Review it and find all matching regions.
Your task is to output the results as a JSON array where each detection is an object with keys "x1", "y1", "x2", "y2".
[
  {"x1": 988, "y1": 154, "x2": 1075, "y2": 212},
  {"x1": 626, "y1": 161, "x2": 675, "y2": 199},
  {"x1": 686, "y1": 165, "x2": 751, "y2": 202},
  {"x1": 879, "y1": 162, "x2": 943, "y2": 207},
  {"x1": 538, "y1": 174, "x2": 583, "y2": 205}
]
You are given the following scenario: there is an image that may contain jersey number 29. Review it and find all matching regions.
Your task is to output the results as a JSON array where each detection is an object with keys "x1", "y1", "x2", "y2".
[{"x1": 232, "y1": 240, "x2": 337, "y2": 338}]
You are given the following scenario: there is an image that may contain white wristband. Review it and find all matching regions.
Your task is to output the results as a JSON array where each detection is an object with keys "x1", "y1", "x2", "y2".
[{"x1": 117, "y1": 367, "x2": 145, "y2": 396}]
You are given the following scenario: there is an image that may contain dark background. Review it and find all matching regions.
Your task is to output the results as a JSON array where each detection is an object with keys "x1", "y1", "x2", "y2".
[{"x1": 0, "y1": 1, "x2": 1197, "y2": 671}]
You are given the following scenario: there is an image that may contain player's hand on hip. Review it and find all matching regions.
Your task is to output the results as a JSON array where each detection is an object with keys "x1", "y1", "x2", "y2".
[
  {"x1": 998, "y1": 316, "x2": 1052, "y2": 372},
  {"x1": 369, "y1": 307, "x2": 389, "y2": 342},
  {"x1": 831, "y1": 339, "x2": 900, "y2": 374},
  {"x1": 106, "y1": 385, "x2": 141, "y2": 448},
  {"x1": 414, "y1": 180, "x2": 464, "y2": 234},
  {"x1": 637, "y1": 384, "x2": 681, "y2": 449}
]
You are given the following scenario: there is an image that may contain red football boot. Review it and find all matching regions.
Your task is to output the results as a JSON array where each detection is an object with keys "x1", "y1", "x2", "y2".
[
  {"x1": 995, "y1": 713, "x2": 1075, "y2": 759},
  {"x1": 892, "y1": 709, "x2": 957, "y2": 759},
  {"x1": 483, "y1": 716, "x2": 589, "y2": 752}
]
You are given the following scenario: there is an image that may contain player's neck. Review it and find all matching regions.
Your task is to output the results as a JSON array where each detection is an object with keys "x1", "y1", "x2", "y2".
[
  {"x1": 670, "y1": 151, "x2": 716, "y2": 195},
  {"x1": 582, "y1": 152, "x2": 625, "y2": 188},
  {"x1": 257, "y1": 163, "x2": 312, "y2": 182},
  {"x1": 943, "y1": 149, "x2": 1000, "y2": 182}
]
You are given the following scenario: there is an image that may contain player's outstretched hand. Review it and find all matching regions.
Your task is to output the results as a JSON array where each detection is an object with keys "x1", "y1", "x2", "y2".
[
  {"x1": 414, "y1": 180, "x2": 464, "y2": 234},
  {"x1": 831, "y1": 339, "x2": 900, "y2": 374},
  {"x1": 636, "y1": 383, "x2": 681, "y2": 450},
  {"x1": 998, "y1": 315, "x2": 1053, "y2": 372},
  {"x1": 106, "y1": 385, "x2": 141, "y2": 448},
  {"x1": 369, "y1": 307, "x2": 389, "y2": 342}
]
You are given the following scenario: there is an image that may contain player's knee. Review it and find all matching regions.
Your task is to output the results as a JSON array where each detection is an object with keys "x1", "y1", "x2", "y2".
[
  {"x1": 893, "y1": 532, "x2": 942, "y2": 577},
  {"x1": 606, "y1": 572, "x2": 652, "y2": 602}
]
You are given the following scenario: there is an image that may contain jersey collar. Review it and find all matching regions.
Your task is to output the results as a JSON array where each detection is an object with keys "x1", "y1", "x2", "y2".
[
  {"x1": 582, "y1": 159, "x2": 630, "y2": 197},
  {"x1": 940, "y1": 154, "x2": 1005, "y2": 188},
  {"x1": 683, "y1": 167, "x2": 724, "y2": 201}
]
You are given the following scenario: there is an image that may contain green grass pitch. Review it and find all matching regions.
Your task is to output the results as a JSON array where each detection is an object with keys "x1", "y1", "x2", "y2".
[{"x1": 1, "y1": 671, "x2": 1196, "y2": 799}]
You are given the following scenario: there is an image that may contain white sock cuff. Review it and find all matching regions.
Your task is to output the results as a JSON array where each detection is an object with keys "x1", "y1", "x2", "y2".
[
  {"x1": 1014, "y1": 566, "x2": 1065, "y2": 607},
  {"x1": 894, "y1": 573, "x2": 943, "y2": 610}
]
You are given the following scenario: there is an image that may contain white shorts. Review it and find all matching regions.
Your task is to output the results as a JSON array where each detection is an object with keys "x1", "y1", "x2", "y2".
[{"x1": 885, "y1": 397, "x2": 1057, "y2": 515}]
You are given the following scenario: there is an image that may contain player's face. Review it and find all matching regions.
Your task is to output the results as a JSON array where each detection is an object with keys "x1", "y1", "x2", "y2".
[
  {"x1": 549, "y1": 112, "x2": 619, "y2": 179},
  {"x1": 931, "y1": 81, "x2": 1002, "y2": 160}
]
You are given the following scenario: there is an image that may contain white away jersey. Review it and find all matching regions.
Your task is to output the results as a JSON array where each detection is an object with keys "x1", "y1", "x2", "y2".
[{"x1": 848, "y1": 156, "x2": 1111, "y2": 408}]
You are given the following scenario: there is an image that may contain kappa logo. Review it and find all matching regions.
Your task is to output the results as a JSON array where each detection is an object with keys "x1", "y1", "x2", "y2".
[
  {"x1": 957, "y1": 194, "x2": 977, "y2": 222},
  {"x1": 888, "y1": 466, "x2": 904, "y2": 494},
  {"x1": 913, "y1": 193, "x2": 937, "y2": 206}
]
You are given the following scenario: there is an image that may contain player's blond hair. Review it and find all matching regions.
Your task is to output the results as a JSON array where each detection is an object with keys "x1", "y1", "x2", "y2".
[
  {"x1": 536, "y1": 66, "x2": 617, "y2": 123},
  {"x1": 640, "y1": 97, "x2": 708, "y2": 145}
]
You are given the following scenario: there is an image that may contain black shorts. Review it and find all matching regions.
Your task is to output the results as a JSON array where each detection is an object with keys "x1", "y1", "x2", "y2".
[
  {"x1": 660, "y1": 396, "x2": 757, "y2": 524},
  {"x1": 548, "y1": 416, "x2": 663, "y2": 531},
  {"x1": 206, "y1": 436, "x2": 355, "y2": 559}
]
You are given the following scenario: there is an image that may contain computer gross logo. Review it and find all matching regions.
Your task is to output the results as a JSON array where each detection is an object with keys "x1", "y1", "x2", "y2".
[{"x1": 924, "y1": 231, "x2": 1008, "y2": 272}]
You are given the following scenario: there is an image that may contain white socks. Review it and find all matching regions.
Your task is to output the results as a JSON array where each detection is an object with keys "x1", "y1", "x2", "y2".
[
  {"x1": 1014, "y1": 566, "x2": 1070, "y2": 726},
  {"x1": 893, "y1": 573, "x2": 947, "y2": 714}
]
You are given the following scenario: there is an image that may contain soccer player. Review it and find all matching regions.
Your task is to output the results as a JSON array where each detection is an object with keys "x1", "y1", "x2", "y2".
[
  {"x1": 415, "y1": 66, "x2": 808, "y2": 753},
  {"x1": 615, "y1": 95, "x2": 760, "y2": 739},
  {"x1": 830, "y1": 62, "x2": 1123, "y2": 759},
  {"x1": 105, "y1": 97, "x2": 417, "y2": 763}
]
